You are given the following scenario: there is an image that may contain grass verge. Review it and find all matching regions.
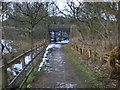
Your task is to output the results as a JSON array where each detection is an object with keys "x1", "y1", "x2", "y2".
[
  {"x1": 26, "y1": 63, "x2": 47, "y2": 88},
  {"x1": 62, "y1": 44, "x2": 105, "y2": 88},
  {"x1": 26, "y1": 65, "x2": 43, "y2": 88}
]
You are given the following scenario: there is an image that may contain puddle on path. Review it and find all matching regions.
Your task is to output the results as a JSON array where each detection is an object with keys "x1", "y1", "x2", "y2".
[
  {"x1": 56, "y1": 82, "x2": 77, "y2": 88},
  {"x1": 32, "y1": 46, "x2": 88, "y2": 88},
  {"x1": 39, "y1": 48, "x2": 80, "y2": 88}
]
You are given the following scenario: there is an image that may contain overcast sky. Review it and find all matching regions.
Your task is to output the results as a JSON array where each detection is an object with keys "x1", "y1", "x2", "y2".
[
  {"x1": 3, "y1": 0, "x2": 120, "y2": 2},
  {"x1": 2, "y1": 0, "x2": 120, "y2": 12},
  {"x1": 2, "y1": 0, "x2": 66, "y2": 10}
]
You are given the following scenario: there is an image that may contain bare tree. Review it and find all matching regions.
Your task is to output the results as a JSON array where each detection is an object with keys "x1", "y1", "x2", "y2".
[{"x1": 2, "y1": 2, "x2": 49, "y2": 48}]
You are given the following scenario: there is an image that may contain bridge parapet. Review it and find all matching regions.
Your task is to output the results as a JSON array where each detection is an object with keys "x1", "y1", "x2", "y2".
[{"x1": 48, "y1": 24, "x2": 71, "y2": 31}]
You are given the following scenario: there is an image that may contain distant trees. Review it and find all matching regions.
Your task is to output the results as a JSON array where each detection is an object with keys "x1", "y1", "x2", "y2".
[
  {"x1": 76, "y1": 2, "x2": 117, "y2": 44},
  {"x1": 2, "y1": 1, "x2": 119, "y2": 50},
  {"x1": 2, "y1": 2, "x2": 49, "y2": 49},
  {"x1": 54, "y1": 1, "x2": 118, "y2": 48},
  {"x1": 3, "y1": 2, "x2": 48, "y2": 30}
]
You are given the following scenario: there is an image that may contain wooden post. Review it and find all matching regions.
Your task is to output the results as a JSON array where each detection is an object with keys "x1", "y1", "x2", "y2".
[
  {"x1": 35, "y1": 46, "x2": 38, "y2": 64},
  {"x1": 22, "y1": 52, "x2": 26, "y2": 68},
  {"x1": 0, "y1": 22, "x2": 8, "y2": 88},
  {"x1": 80, "y1": 48, "x2": 82, "y2": 54},
  {"x1": 21, "y1": 51, "x2": 27, "y2": 88},
  {"x1": 0, "y1": 58, "x2": 8, "y2": 89},
  {"x1": 38, "y1": 47, "x2": 41, "y2": 63},
  {"x1": 81, "y1": 48, "x2": 84, "y2": 55},
  {"x1": 22, "y1": 51, "x2": 25, "y2": 68},
  {"x1": 88, "y1": 49, "x2": 91, "y2": 58},
  {"x1": 37, "y1": 46, "x2": 42, "y2": 64}
]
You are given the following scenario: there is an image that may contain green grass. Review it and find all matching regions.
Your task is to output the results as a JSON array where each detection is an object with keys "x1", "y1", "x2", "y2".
[
  {"x1": 26, "y1": 66, "x2": 43, "y2": 88},
  {"x1": 26, "y1": 63, "x2": 47, "y2": 88},
  {"x1": 62, "y1": 44, "x2": 105, "y2": 88}
]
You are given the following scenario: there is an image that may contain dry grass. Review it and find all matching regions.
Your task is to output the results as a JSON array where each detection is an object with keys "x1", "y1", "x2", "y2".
[{"x1": 69, "y1": 37, "x2": 119, "y2": 88}]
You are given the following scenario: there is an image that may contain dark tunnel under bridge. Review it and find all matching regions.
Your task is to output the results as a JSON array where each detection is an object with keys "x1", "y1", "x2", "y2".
[{"x1": 48, "y1": 24, "x2": 71, "y2": 43}]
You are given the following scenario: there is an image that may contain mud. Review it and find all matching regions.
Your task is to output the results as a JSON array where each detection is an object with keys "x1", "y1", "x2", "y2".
[{"x1": 32, "y1": 47, "x2": 88, "y2": 88}]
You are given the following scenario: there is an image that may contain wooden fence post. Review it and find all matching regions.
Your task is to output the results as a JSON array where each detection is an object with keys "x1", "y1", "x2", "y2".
[
  {"x1": 0, "y1": 16, "x2": 7, "y2": 88},
  {"x1": 38, "y1": 47, "x2": 41, "y2": 63},
  {"x1": 31, "y1": 48, "x2": 34, "y2": 66},
  {"x1": 35, "y1": 46, "x2": 38, "y2": 64},
  {"x1": 80, "y1": 48, "x2": 82, "y2": 54},
  {"x1": 22, "y1": 51, "x2": 25, "y2": 68},
  {"x1": 81, "y1": 48, "x2": 84, "y2": 55},
  {"x1": 0, "y1": 58, "x2": 8, "y2": 89},
  {"x1": 88, "y1": 49, "x2": 92, "y2": 59},
  {"x1": 22, "y1": 50, "x2": 27, "y2": 88}
]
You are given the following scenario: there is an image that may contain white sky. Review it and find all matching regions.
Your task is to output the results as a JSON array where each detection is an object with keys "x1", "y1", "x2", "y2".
[
  {"x1": 2, "y1": 0, "x2": 120, "y2": 11},
  {"x1": 2, "y1": 0, "x2": 120, "y2": 2},
  {"x1": 2, "y1": 0, "x2": 80, "y2": 11}
]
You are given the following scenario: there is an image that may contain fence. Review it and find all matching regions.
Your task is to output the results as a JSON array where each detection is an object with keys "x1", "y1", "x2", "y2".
[
  {"x1": 0, "y1": 41, "x2": 47, "y2": 89},
  {"x1": 70, "y1": 42, "x2": 120, "y2": 88}
]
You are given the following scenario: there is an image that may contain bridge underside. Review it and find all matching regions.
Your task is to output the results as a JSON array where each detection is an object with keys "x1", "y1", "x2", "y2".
[{"x1": 49, "y1": 28, "x2": 70, "y2": 43}]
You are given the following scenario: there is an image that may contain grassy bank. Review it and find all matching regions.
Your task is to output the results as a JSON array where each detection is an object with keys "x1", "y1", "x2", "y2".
[
  {"x1": 27, "y1": 67, "x2": 39, "y2": 88},
  {"x1": 27, "y1": 65, "x2": 44, "y2": 88},
  {"x1": 27, "y1": 63, "x2": 47, "y2": 88},
  {"x1": 62, "y1": 44, "x2": 105, "y2": 88}
]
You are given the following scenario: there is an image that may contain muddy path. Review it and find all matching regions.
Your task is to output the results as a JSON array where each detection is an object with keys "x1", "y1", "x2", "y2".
[{"x1": 31, "y1": 46, "x2": 89, "y2": 88}]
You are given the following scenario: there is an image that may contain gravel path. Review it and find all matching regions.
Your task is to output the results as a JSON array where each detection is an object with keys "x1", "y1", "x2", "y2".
[{"x1": 31, "y1": 47, "x2": 89, "y2": 88}]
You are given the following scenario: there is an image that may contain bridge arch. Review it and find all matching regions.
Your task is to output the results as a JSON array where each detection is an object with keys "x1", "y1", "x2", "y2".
[{"x1": 48, "y1": 24, "x2": 71, "y2": 43}]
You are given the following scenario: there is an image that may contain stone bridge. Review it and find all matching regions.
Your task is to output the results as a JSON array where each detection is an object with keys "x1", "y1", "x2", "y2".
[{"x1": 48, "y1": 24, "x2": 71, "y2": 43}]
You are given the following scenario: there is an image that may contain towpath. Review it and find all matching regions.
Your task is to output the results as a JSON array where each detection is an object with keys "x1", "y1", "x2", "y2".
[{"x1": 32, "y1": 45, "x2": 89, "y2": 88}]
